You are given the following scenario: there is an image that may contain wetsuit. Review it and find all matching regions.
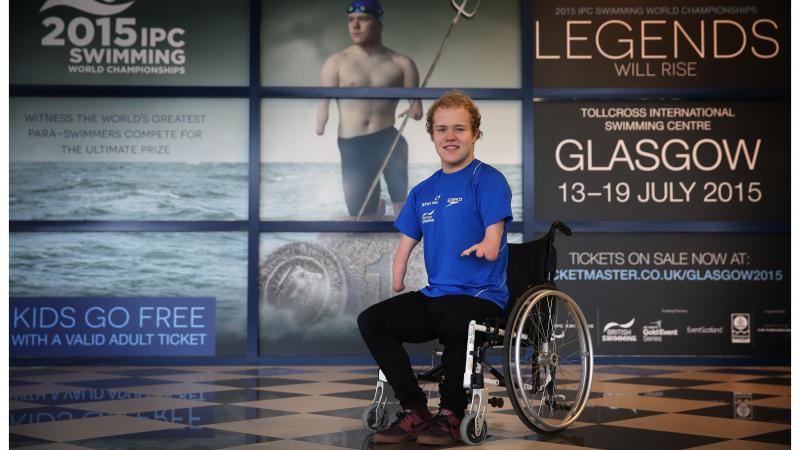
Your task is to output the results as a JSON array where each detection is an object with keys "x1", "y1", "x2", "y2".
[{"x1": 338, "y1": 127, "x2": 408, "y2": 216}]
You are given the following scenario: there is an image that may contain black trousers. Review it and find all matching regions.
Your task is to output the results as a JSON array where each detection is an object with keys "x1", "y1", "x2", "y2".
[{"x1": 357, "y1": 291, "x2": 501, "y2": 416}]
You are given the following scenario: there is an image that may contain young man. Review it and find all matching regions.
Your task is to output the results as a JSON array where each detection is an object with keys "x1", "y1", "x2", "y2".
[
  {"x1": 316, "y1": 0, "x2": 423, "y2": 219},
  {"x1": 358, "y1": 91, "x2": 513, "y2": 445}
]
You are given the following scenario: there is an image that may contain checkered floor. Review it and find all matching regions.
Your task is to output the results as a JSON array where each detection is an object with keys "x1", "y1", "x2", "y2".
[{"x1": 9, "y1": 365, "x2": 790, "y2": 449}]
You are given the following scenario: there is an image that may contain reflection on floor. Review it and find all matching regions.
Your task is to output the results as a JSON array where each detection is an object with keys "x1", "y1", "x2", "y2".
[{"x1": 9, "y1": 365, "x2": 790, "y2": 449}]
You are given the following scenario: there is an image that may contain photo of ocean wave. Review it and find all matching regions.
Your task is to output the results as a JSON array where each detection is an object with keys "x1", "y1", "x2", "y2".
[
  {"x1": 10, "y1": 162, "x2": 249, "y2": 221},
  {"x1": 9, "y1": 232, "x2": 248, "y2": 356},
  {"x1": 261, "y1": 162, "x2": 523, "y2": 220}
]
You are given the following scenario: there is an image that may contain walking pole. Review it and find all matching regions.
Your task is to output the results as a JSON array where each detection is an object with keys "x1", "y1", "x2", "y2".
[{"x1": 355, "y1": 0, "x2": 481, "y2": 220}]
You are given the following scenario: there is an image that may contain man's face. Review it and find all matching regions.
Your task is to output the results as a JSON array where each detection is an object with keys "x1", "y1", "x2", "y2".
[
  {"x1": 431, "y1": 106, "x2": 478, "y2": 173},
  {"x1": 348, "y1": 13, "x2": 381, "y2": 45}
]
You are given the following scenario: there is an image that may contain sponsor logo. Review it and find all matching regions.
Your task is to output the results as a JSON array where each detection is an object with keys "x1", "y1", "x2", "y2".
[
  {"x1": 731, "y1": 313, "x2": 751, "y2": 344},
  {"x1": 661, "y1": 308, "x2": 688, "y2": 314},
  {"x1": 756, "y1": 324, "x2": 790, "y2": 333},
  {"x1": 421, "y1": 195, "x2": 440, "y2": 208},
  {"x1": 602, "y1": 318, "x2": 637, "y2": 342},
  {"x1": 734, "y1": 392, "x2": 753, "y2": 420},
  {"x1": 39, "y1": 0, "x2": 187, "y2": 76},
  {"x1": 445, "y1": 197, "x2": 463, "y2": 207},
  {"x1": 642, "y1": 320, "x2": 678, "y2": 342},
  {"x1": 686, "y1": 325, "x2": 723, "y2": 334},
  {"x1": 422, "y1": 210, "x2": 435, "y2": 224}
]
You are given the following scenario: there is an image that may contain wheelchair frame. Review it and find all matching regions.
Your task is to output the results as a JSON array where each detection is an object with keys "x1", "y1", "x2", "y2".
[{"x1": 362, "y1": 222, "x2": 594, "y2": 445}]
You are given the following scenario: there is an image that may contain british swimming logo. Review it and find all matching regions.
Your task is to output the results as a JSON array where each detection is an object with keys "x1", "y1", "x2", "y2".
[
  {"x1": 422, "y1": 210, "x2": 435, "y2": 224},
  {"x1": 602, "y1": 318, "x2": 637, "y2": 342}
]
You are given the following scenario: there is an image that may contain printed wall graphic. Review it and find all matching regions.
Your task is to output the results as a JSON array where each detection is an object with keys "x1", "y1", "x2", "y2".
[
  {"x1": 555, "y1": 233, "x2": 789, "y2": 357},
  {"x1": 10, "y1": 0, "x2": 249, "y2": 85},
  {"x1": 10, "y1": 97, "x2": 249, "y2": 220},
  {"x1": 261, "y1": 99, "x2": 522, "y2": 221},
  {"x1": 10, "y1": 297, "x2": 216, "y2": 357},
  {"x1": 259, "y1": 232, "x2": 523, "y2": 356},
  {"x1": 534, "y1": 101, "x2": 789, "y2": 222},
  {"x1": 533, "y1": 0, "x2": 789, "y2": 89},
  {"x1": 10, "y1": 233, "x2": 248, "y2": 356},
  {"x1": 261, "y1": 0, "x2": 520, "y2": 88}
]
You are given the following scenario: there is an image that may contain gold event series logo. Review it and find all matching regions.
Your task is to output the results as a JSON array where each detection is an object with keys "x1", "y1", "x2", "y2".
[{"x1": 40, "y1": 0, "x2": 187, "y2": 75}]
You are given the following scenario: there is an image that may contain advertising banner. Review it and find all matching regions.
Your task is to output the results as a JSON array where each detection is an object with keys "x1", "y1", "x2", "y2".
[
  {"x1": 10, "y1": 0, "x2": 249, "y2": 85},
  {"x1": 261, "y1": 99, "x2": 522, "y2": 221},
  {"x1": 533, "y1": 0, "x2": 789, "y2": 89},
  {"x1": 259, "y1": 233, "x2": 523, "y2": 356},
  {"x1": 552, "y1": 233, "x2": 789, "y2": 357},
  {"x1": 10, "y1": 97, "x2": 248, "y2": 220},
  {"x1": 262, "y1": 0, "x2": 520, "y2": 88},
  {"x1": 534, "y1": 101, "x2": 789, "y2": 223},
  {"x1": 10, "y1": 297, "x2": 216, "y2": 357},
  {"x1": 10, "y1": 232, "x2": 248, "y2": 356}
]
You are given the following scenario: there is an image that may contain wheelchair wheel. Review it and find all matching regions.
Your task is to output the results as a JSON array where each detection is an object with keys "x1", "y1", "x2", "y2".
[
  {"x1": 361, "y1": 403, "x2": 389, "y2": 431},
  {"x1": 459, "y1": 412, "x2": 488, "y2": 445},
  {"x1": 503, "y1": 287, "x2": 593, "y2": 433}
]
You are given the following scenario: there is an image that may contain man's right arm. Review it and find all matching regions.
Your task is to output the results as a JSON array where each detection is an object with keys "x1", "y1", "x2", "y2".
[
  {"x1": 316, "y1": 56, "x2": 339, "y2": 135},
  {"x1": 392, "y1": 234, "x2": 419, "y2": 292}
]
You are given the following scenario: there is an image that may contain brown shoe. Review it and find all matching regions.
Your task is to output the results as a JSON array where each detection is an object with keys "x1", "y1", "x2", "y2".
[
  {"x1": 416, "y1": 411, "x2": 462, "y2": 445},
  {"x1": 372, "y1": 409, "x2": 432, "y2": 444}
]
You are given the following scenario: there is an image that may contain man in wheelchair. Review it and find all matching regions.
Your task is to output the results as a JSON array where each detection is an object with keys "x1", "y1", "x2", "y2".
[{"x1": 358, "y1": 91, "x2": 513, "y2": 445}]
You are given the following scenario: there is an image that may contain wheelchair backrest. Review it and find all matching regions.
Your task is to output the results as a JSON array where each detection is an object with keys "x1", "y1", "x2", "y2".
[{"x1": 506, "y1": 235, "x2": 557, "y2": 310}]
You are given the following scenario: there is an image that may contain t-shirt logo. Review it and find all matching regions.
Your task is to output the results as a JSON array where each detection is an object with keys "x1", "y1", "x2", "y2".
[
  {"x1": 421, "y1": 194, "x2": 440, "y2": 208},
  {"x1": 446, "y1": 197, "x2": 463, "y2": 208},
  {"x1": 422, "y1": 210, "x2": 435, "y2": 224}
]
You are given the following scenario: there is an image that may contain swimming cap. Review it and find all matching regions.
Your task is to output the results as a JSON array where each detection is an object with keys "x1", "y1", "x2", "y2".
[{"x1": 347, "y1": 0, "x2": 383, "y2": 22}]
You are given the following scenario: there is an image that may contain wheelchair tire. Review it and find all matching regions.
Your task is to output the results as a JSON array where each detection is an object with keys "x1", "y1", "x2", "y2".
[
  {"x1": 502, "y1": 287, "x2": 593, "y2": 433},
  {"x1": 361, "y1": 403, "x2": 389, "y2": 431},
  {"x1": 459, "y1": 412, "x2": 488, "y2": 445}
]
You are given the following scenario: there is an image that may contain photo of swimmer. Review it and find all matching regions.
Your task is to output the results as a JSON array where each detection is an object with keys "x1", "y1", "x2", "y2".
[{"x1": 260, "y1": 0, "x2": 520, "y2": 221}]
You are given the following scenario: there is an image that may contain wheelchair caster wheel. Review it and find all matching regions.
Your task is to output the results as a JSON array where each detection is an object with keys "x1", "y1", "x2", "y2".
[
  {"x1": 361, "y1": 403, "x2": 389, "y2": 431},
  {"x1": 489, "y1": 396, "x2": 504, "y2": 408},
  {"x1": 459, "y1": 412, "x2": 488, "y2": 445}
]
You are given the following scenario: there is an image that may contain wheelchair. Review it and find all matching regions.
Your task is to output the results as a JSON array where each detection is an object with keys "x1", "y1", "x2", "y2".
[{"x1": 362, "y1": 222, "x2": 594, "y2": 445}]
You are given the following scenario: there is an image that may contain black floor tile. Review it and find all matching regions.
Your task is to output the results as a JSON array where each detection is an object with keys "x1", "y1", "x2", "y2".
[
  {"x1": 128, "y1": 404, "x2": 290, "y2": 426},
  {"x1": 332, "y1": 388, "x2": 391, "y2": 401},
  {"x1": 100, "y1": 368, "x2": 197, "y2": 377},
  {"x1": 639, "y1": 389, "x2": 773, "y2": 403},
  {"x1": 681, "y1": 404, "x2": 790, "y2": 424},
  {"x1": 10, "y1": 433, "x2": 55, "y2": 448},
  {"x1": 300, "y1": 427, "x2": 384, "y2": 450},
  {"x1": 702, "y1": 368, "x2": 789, "y2": 376},
  {"x1": 70, "y1": 428, "x2": 277, "y2": 450},
  {"x1": 202, "y1": 377, "x2": 315, "y2": 388},
  {"x1": 606, "y1": 377, "x2": 708, "y2": 388},
  {"x1": 569, "y1": 405, "x2": 663, "y2": 424},
  {"x1": 594, "y1": 366, "x2": 675, "y2": 376},
  {"x1": 218, "y1": 368, "x2": 313, "y2": 377},
  {"x1": 9, "y1": 369, "x2": 73, "y2": 378},
  {"x1": 65, "y1": 377, "x2": 177, "y2": 389},
  {"x1": 521, "y1": 424, "x2": 724, "y2": 449},
  {"x1": 743, "y1": 428, "x2": 791, "y2": 445},
  {"x1": 171, "y1": 388, "x2": 307, "y2": 403},
  {"x1": 337, "y1": 377, "x2": 382, "y2": 386},
  {"x1": 743, "y1": 376, "x2": 791, "y2": 386}
]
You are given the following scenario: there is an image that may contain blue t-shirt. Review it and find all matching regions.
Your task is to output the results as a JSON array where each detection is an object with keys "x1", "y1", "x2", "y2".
[{"x1": 394, "y1": 159, "x2": 513, "y2": 310}]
